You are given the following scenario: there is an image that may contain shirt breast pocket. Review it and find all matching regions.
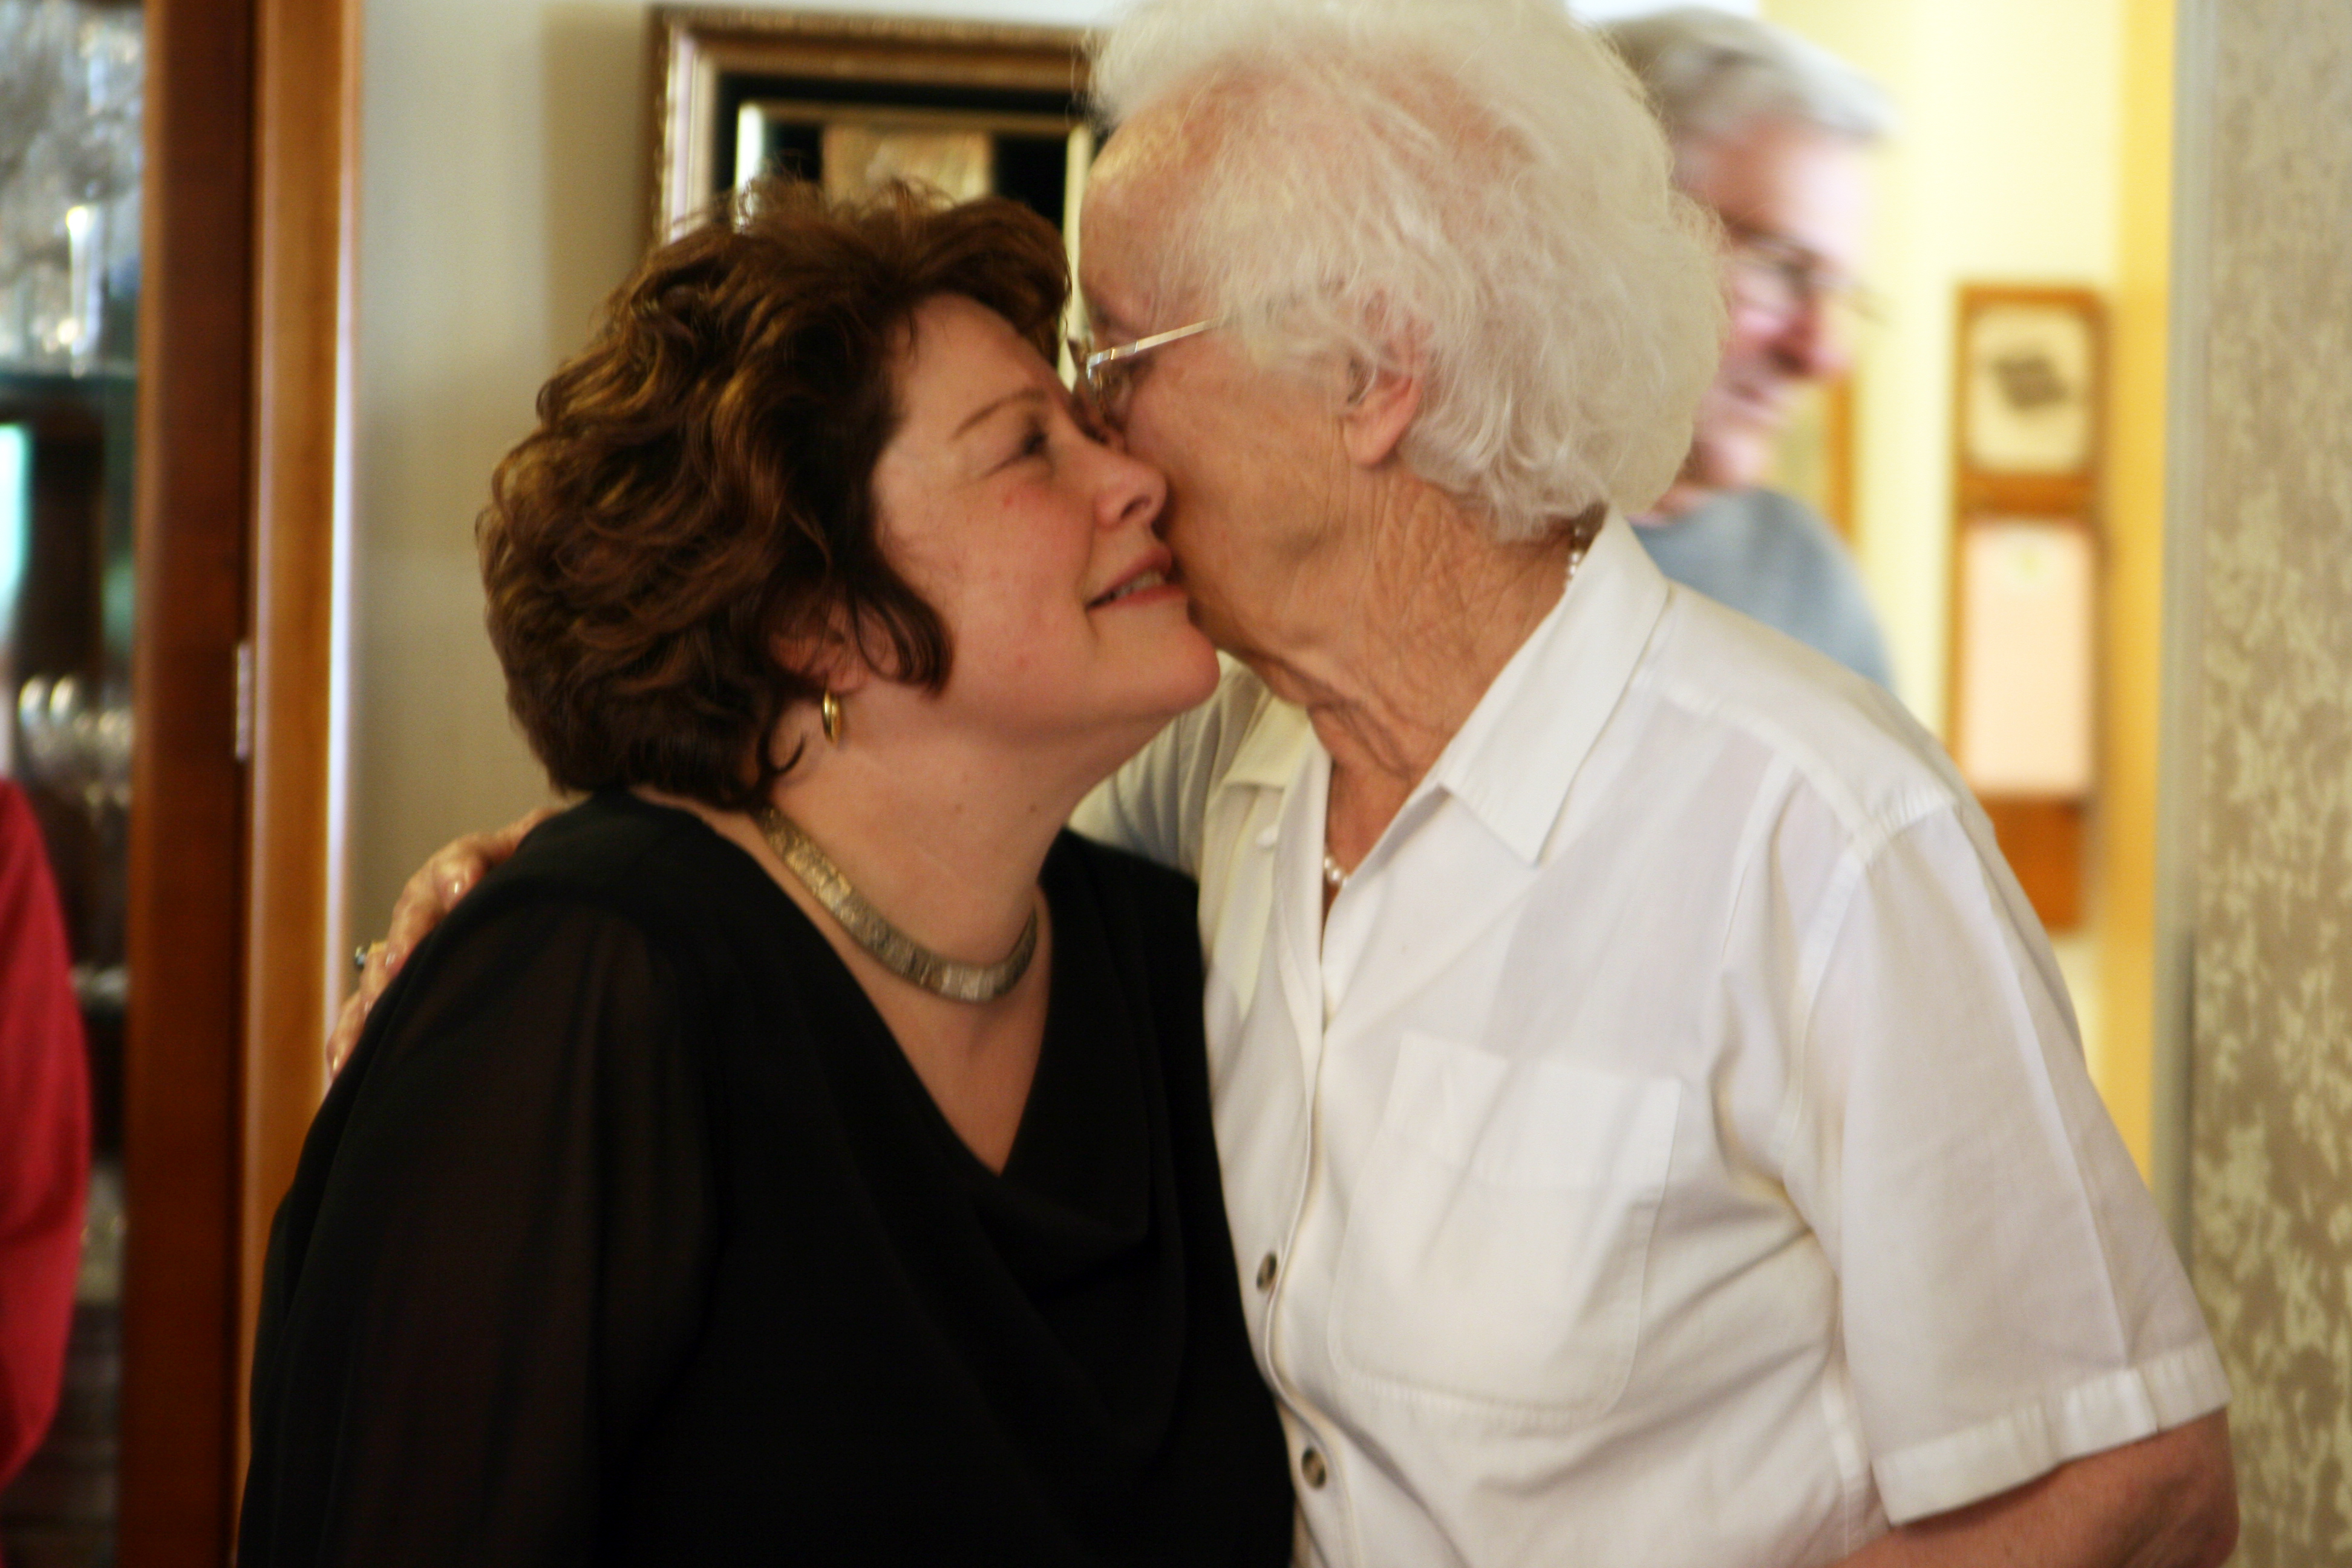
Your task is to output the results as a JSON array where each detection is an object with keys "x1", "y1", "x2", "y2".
[{"x1": 1328, "y1": 1032, "x2": 1680, "y2": 1424}]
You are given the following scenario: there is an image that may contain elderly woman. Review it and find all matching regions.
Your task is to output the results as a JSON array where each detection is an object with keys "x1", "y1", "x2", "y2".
[
  {"x1": 241, "y1": 183, "x2": 1293, "y2": 1564},
  {"x1": 357, "y1": 2, "x2": 2237, "y2": 1565},
  {"x1": 1067, "y1": 4, "x2": 2232, "y2": 1563}
]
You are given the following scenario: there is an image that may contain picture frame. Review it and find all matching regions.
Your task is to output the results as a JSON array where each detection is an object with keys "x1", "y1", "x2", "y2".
[
  {"x1": 1955, "y1": 285, "x2": 2105, "y2": 486},
  {"x1": 1945, "y1": 284, "x2": 2105, "y2": 929},
  {"x1": 646, "y1": 8, "x2": 1093, "y2": 249}
]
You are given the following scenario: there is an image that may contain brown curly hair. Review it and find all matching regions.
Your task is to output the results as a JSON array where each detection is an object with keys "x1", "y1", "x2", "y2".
[{"x1": 479, "y1": 179, "x2": 1071, "y2": 809}]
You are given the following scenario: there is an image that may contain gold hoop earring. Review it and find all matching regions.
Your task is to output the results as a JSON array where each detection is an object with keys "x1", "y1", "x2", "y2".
[{"x1": 820, "y1": 690, "x2": 845, "y2": 746}]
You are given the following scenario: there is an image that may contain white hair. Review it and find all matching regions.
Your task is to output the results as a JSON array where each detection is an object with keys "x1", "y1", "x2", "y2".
[
  {"x1": 1600, "y1": 7, "x2": 1894, "y2": 158},
  {"x1": 1086, "y1": 0, "x2": 1724, "y2": 536}
]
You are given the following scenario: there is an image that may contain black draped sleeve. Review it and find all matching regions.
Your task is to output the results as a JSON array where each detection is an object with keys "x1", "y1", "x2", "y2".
[{"x1": 241, "y1": 890, "x2": 720, "y2": 1564}]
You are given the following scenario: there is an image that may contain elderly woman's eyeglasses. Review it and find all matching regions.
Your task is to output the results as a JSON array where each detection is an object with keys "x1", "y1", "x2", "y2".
[{"x1": 1068, "y1": 318, "x2": 1225, "y2": 427}]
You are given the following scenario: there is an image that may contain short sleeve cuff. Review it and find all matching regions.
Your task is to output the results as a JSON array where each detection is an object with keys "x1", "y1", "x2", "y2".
[{"x1": 1873, "y1": 1341, "x2": 2233, "y2": 1524}]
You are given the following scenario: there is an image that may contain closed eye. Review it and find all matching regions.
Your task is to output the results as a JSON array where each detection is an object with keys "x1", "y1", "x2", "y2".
[{"x1": 988, "y1": 418, "x2": 1051, "y2": 474}]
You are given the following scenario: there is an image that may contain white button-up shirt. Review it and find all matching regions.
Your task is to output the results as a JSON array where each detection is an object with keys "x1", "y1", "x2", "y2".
[{"x1": 1074, "y1": 517, "x2": 2227, "y2": 1568}]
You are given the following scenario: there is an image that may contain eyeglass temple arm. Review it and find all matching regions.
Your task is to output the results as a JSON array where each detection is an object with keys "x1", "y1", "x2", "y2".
[{"x1": 1083, "y1": 317, "x2": 1223, "y2": 370}]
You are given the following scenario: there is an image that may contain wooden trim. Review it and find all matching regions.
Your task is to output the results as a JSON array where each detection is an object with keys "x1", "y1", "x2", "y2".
[
  {"x1": 1944, "y1": 295, "x2": 1968, "y2": 753},
  {"x1": 117, "y1": 0, "x2": 356, "y2": 1554},
  {"x1": 1956, "y1": 470, "x2": 2095, "y2": 517},
  {"x1": 239, "y1": 0, "x2": 359, "y2": 1481},
  {"x1": 1821, "y1": 375, "x2": 1856, "y2": 541},
  {"x1": 1979, "y1": 795, "x2": 2088, "y2": 929},
  {"x1": 119, "y1": 0, "x2": 256, "y2": 1560}
]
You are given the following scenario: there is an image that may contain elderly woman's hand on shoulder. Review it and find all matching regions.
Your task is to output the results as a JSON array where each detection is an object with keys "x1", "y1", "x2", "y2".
[{"x1": 327, "y1": 806, "x2": 551, "y2": 1076}]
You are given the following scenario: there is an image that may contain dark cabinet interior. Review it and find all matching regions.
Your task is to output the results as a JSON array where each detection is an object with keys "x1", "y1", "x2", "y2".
[
  {"x1": 4, "y1": 0, "x2": 369, "y2": 1558},
  {"x1": 1, "y1": 366, "x2": 136, "y2": 1568},
  {"x1": 3, "y1": 2, "x2": 144, "y2": 1557}
]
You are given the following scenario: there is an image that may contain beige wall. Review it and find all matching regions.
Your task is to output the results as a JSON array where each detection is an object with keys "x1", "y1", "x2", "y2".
[
  {"x1": 2171, "y1": 0, "x2": 2352, "y2": 1558},
  {"x1": 353, "y1": 0, "x2": 644, "y2": 929},
  {"x1": 2094, "y1": 0, "x2": 2176, "y2": 1177}
]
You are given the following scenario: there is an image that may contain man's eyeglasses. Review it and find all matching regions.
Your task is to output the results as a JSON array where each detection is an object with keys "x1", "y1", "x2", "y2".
[
  {"x1": 1068, "y1": 318, "x2": 1225, "y2": 428},
  {"x1": 1722, "y1": 223, "x2": 1877, "y2": 327}
]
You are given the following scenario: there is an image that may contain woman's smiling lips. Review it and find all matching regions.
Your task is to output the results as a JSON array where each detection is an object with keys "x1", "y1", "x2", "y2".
[{"x1": 1088, "y1": 550, "x2": 1184, "y2": 609}]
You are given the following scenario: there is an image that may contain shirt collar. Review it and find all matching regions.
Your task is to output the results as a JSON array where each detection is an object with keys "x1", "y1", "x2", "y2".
[
  {"x1": 1218, "y1": 657, "x2": 1318, "y2": 790},
  {"x1": 1204, "y1": 513, "x2": 1671, "y2": 865},
  {"x1": 1423, "y1": 512, "x2": 1670, "y2": 865}
]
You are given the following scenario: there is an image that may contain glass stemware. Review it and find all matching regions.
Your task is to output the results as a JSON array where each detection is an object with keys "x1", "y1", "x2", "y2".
[{"x1": 0, "y1": 0, "x2": 143, "y2": 371}]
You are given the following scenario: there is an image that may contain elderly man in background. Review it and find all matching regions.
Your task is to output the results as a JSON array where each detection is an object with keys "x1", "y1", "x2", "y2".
[
  {"x1": 353, "y1": 1, "x2": 2235, "y2": 1563},
  {"x1": 1605, "y1": 7, "x2": 1896, "y2": 688}
]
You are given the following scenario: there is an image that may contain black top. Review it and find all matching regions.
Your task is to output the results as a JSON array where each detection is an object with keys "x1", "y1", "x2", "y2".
[{"x1": 240, "y1": 792, "x2": 1292, "y2": 1567}]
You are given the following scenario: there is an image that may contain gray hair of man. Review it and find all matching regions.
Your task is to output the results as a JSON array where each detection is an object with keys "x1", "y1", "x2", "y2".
[
  {"x1": 1086, "y1": 0, "x2": 1724, "y2": 540},
  {"x1": 1601, "y1": 7, "x2": 1894, "y2": 180}
]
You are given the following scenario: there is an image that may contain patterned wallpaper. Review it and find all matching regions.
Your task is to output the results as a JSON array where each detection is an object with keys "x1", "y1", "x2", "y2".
[{"x1": 2185, "y1": 0, "x2": 2352, "y2": 1561}]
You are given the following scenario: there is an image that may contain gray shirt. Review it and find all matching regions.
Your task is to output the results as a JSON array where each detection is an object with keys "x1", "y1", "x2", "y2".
[{"x1": 1634, "y1": 486, "x2": 1893, "y2": 688}]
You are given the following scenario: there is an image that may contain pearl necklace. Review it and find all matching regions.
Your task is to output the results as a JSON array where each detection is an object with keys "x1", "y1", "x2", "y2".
[{"x1": 757, "y1": 807, "x2": 1039, "y2": 1003}]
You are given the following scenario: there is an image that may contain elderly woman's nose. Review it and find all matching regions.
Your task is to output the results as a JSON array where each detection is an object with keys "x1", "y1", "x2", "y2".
[{"x1": 1098, "y1": 445, "x2": 1169, "y2": 531}]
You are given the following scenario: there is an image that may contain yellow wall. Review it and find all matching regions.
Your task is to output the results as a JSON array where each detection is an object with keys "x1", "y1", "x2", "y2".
[
  {"x1": 2094, "y1": 0, "x2": 2175, "y2": 1172},
  {"x1": 1762, "y1": 0, "x2": 2125, "y2": 736},
  {"x1": 1762, "y1": 0, "x2": 2169, "y2": 1171}
]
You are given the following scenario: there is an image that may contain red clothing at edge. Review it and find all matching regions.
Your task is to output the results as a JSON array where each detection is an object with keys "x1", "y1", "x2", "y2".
[{"x1": 0, "y1": 780, "x2": 88, "y2": 1498}]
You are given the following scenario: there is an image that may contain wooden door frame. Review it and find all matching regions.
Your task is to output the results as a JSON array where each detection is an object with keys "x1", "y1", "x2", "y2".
[
  {"x1": 239, "y1": 0, "x2": 359, "y2": 1443},
  {"x1": 119, "y1": 0, "x2": 356, "y2": 1558}
]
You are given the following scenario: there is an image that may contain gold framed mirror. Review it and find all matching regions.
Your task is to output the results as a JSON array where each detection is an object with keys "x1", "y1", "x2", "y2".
[{"x1": 647, "y1": 8, "x2": 1092, "y2": 247}]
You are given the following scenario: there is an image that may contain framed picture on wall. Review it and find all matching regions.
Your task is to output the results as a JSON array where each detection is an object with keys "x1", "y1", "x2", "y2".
[
  {"x1": 1952, "y1": 515, "x2": 2097, "y2": 796},
  {"x1": 1959, "y1": 290, "x2": 2102, "y2": 477},
  {"x1": 647, "y1": 8, "x2": 1092, "y2": 247},
  {"x1": 1946, "y1": 284, "x2": 2105, "y2": 930}
]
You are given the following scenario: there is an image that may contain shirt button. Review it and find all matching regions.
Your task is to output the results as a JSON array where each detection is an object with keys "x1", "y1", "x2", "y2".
[
  {"x1": 1255, "y1": 1252, "x2": 1278, "y2": 1292},
  {"x1": 1300, "y1": 1447, "x2": 1328, "y2": 1489}
]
